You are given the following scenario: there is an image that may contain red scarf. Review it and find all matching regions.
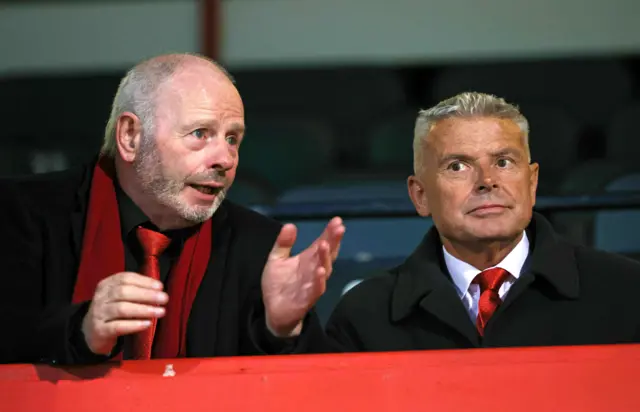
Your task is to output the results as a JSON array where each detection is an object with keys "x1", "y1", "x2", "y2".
[{"x1": 72, "y1": 157, "x2": 212, "y2": 359}]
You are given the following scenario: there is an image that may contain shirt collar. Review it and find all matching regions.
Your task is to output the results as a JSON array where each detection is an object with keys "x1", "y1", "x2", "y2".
[
  {"x1": 115, "y1": 182, "x2": 150, "y2": 240},
  {"x1": 114, "y1": 182, "x2": 197, "y2": 248},
  {"x1": 443, "y1": 231, "x2": 530, "y2": 298}
]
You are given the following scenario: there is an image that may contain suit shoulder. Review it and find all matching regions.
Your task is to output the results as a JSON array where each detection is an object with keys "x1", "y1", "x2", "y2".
[
  {"x1": 336, "y1": 270, "x2": 398, "y2": 314},
  {"x1": 0, "y1": 166, "x2": 87, "y2": 215},
  {"x1": 1, "y1": 165, "x2": 86, "y2": 191}
]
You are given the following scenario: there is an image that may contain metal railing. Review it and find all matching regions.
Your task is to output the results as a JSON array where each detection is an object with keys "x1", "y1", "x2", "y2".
[{"x1": 260, "y1": 191, "x2": 640, "y2": 221}]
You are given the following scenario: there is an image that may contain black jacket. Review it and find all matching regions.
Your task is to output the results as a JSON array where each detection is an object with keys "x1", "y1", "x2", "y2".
[
  {"x1": 323, "y1": 213, "x2": 640, "y2": 352},
  {"x1": 0, "y1": 160, "x2": 323, "y2": 364}
]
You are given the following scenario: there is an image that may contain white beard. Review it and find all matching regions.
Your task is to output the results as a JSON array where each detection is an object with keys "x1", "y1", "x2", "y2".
[{"x1": 133, "y1": 138, "x2": 226, "y2": 224}]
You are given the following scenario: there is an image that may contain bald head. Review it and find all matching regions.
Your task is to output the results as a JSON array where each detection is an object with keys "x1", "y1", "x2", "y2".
[
  {"x1": 101, "y1": 53, "x2": 235, "y2": 157},
  {"x1": 107, "y1": 53, "x2": 245, "y2": 230}
]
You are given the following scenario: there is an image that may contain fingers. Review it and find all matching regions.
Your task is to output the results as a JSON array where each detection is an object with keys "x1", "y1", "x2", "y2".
[
  {"x1": 328, "y1": 224, "x2": 345, "y2": 261},
  {"x1": 104, "y1": 301, "x2": 166, "y2": 321},
  {"x1": 106, "y1": 284, "x2": 168, "y2": 306},
  {"x1": 261, "y1": 233, "x2": 336, "y2": 336},
  {"x1": 102, "y1": 271, "x2": 164, "y2": 291},
  {"x1": 318, "y1": 217, "x2": 345, "y2": 261},
  {"x1": 295, "y1": 223, "x2": 339, "y2": 285},
  {"x1": 317, "y1": 240, "x2": 332, "y2": 280},
  {"x1": 83, "y1": 271, "x2": 170, "y2": 355},
  {"x1": 269, "y1": 223, "x2": 298, "y2": 260},
  {"x1": 102, "y1": 320, "x2": 153, "y2": 338},
  {"x1": 95, "y1": 272, "x2": 168, "y2": 306},
  {"x1": 314, "y1": 268, "x2": 327, "y2": 296},
  {"x1": 300, "y1": 240, "x2": 332, "y2": 298}
]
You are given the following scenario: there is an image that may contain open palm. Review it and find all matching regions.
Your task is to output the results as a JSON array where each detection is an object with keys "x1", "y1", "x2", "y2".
[{"x1": 261, "y1": 217, "x2": 345, "y2": 337}]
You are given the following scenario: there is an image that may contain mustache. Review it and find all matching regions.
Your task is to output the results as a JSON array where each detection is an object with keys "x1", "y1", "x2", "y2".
[{"x1": 186, "y1": 170, "x2": 228, "y2": 186}]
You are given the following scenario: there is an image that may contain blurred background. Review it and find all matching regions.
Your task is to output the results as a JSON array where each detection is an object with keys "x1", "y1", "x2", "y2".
[{"x1": 2, "y1": 0, "x2": 640, "y2": 323}]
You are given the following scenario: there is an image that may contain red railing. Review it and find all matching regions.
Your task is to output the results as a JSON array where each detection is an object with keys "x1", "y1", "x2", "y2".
[{"x1": 1, "y1": 344, "x2": 639, "y2": 411}]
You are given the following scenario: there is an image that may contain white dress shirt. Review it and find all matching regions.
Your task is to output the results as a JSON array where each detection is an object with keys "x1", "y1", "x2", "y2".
[{"x1": 442, "y1": 232, "x2": 530, "y2": 321}]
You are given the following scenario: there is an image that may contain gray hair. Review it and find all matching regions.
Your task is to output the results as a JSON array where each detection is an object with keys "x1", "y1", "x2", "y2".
[
  {"x1": 413, "y1": 91, "x2": 530, "y2": 174},
  {"x1": 101, "y1": 53, "x2": 233, "y2": 157}
]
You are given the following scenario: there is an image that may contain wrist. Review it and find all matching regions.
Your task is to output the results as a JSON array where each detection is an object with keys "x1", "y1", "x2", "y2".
[
  {"x1": 81, "y1": 316, "x2": 115, "y2": 356},
  {"x1": 265, "y1": 314, "x2": 303, "y2": 338}
]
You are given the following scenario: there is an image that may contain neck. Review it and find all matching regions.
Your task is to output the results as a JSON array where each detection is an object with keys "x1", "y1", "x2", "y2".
[
  {"x1": 114, "y1": 159, "x2": 190, "y2": 231},
  {"x1": 442, "y1": 232, "x2": 524, "y2": 270}
]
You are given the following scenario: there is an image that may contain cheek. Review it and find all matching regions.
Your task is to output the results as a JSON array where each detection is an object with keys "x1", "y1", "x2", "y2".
[
  {"x1": 503, "y1": 175, "x2": 533, "y2": 200},
  {"x1": 430, "y1": 184, "x2": 468, "y2": 215},
  {"x1": 441, "y1": 178, "x2": 471, "y2": 203},
  {"x1": 226, "y1": 164, "x2": 239, "y2": 188},
  {"x1": 444, "y1": 191, "x2": 469, "y2": 214},
  {"x1": 155, "y1": 142, "x2": 184, "y2": 165},
  {"x1": 161, "y1": 156, "x2": 192, "y2": 180}
]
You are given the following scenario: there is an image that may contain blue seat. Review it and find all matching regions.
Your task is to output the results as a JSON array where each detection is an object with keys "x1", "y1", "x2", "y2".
[
  {"x1": 551, "y1": 159, "x2": 638, "y2": 246},
  {"x1": 593, "y1": 173, "x2": 640, "y2": 255},
  {"x1": 277, "y1": 180, "x2": 408, "y2": 204},
  {"x1": 289, "y1": 215, "x2": 433, "y2": 324},
  {"x1": 290, "y1": 216, "x2": 432, "y2": 259}
]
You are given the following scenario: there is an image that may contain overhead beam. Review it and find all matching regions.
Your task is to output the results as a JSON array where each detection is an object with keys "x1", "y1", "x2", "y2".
[{"x1": 201, "y1": 0, "x2": 221, "y2": 60}]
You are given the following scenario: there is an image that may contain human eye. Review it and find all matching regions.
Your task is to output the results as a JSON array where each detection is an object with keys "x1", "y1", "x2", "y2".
[
  {"x1": 190, "y1": 128, "x2": 208, "y2": 139},
  {"x1": 496, "y1": 157, "x2": 514, "y2": 168},
  {"x1": 447, "y1": 161, "x2": 469, "y2": 172},
  {"x1": 225, "y1": 134, "x2": 239, "y2": 146}
]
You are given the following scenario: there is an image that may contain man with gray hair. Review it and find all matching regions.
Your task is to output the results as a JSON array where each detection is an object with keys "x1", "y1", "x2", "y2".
[
  {"x1": 0, "y1": 53, "x2": 343, "y2": 364},
  {"x1": 320, "y1": 91, "x2": 640, "y2": 352}
]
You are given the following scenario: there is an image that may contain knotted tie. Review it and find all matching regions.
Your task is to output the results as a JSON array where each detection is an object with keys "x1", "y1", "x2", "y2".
[
  {"x1": 131, "y1": 226, "x2": 171, "y2": 360},
  {"x1": 472, "y1": 267, "x2": 511, "y2": 336}
]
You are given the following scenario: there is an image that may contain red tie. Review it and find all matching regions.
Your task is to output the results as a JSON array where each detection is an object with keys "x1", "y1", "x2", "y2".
[
  {"x1": 473, "y1": 267, "x2": 511, "y2": 336},
  {"x1": 132, "y1": 226, "x2": 171, "y2": 360}
]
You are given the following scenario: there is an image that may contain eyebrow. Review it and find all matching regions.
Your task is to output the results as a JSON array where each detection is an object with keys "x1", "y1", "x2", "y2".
[
  {"x1": 490, "y1": 148, "x2": 523, "y2": 159},
  {"x1": 439, "y1": 148, "x2": 523, "y2": 165},
  {"x1": 183, "y1": 120, "x2": 245, "y2": 135},
  {"x1": 228, "y1": 122, "x2": 246, "y2": 135},
  {"x1": 439, "y1": 153, "x2": 476, "y2": 166}
]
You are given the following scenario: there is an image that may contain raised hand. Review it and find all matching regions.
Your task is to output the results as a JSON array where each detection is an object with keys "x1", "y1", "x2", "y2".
[{"x1": 261, "y1": 217, "x2": 345, "y2": 337}]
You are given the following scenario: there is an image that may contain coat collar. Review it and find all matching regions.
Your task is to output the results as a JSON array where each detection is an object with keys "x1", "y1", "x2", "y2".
[{"x1": 390, "y1": 212, "x2": 579, "y2": 343}]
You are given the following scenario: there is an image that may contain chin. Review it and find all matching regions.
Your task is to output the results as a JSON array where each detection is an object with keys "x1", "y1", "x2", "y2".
[
  {"x1": 184, "y1": 195, "x2": 225, "y2": 221},
  {"x1": 156, "y1": 195, "x2": 222, "y2": 226},
  {"x1": 472, "y1": 232, "x2": 520, "y2": 243},
  {"x1": 175, "y1": 206, "x2": 213, "y2": 224},
  {"x1": 466, "y1": 220, "x2": 522, "y2": 242}
]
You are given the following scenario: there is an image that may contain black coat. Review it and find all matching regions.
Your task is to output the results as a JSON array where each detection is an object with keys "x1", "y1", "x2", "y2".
[
  {"x1": 324, "y1": 213, "x2": 640, "y2": 351},
  {"x1": 0, "y1": 161, "x2": 322, "y2": 364}
]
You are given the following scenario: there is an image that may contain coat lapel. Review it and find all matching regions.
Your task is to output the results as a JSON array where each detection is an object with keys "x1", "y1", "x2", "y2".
[
  {"x1": 185, "y1": 202, "x2": 231, "y2": 357},
  {"x1": 418, "y1": 284, "x2": 480, "y2": 346},
  {"x1": 391, "y1": 228, "x2": 480, "y2": 347},
  {"x1": 491, "y1": 213, "x2": 580, "y2": 332},
  {"x1": 69, "y1": 160, "x2": 95, "y2": 263}
]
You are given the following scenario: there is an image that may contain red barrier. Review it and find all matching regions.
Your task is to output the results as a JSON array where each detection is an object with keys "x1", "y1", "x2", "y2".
[{"x1": 1, "y1": 344, "x2": 639, "y2": 411}]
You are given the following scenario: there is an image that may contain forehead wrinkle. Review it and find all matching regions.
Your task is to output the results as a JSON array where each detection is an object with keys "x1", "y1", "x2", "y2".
[{"x1": 426, "y1": 117, "x2": 525, "y2": 161}]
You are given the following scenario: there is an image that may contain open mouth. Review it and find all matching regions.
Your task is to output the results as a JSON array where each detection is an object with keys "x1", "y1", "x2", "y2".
[{"x1": 189, "y1": 184, "x2": 222, "y2": 196}]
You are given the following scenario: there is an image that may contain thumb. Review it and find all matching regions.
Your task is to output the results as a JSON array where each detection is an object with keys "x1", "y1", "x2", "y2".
[{"x1": 269, "y1": 223, "x2": 297, "y2": 260}]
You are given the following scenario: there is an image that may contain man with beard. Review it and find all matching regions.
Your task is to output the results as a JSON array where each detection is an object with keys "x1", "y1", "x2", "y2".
[
  {"x1": 0, "y1": 53, "x2": 344, "y2": 364},
  {"x1": 321, "y1": 92, "x2": 640, "y2": 352}
]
